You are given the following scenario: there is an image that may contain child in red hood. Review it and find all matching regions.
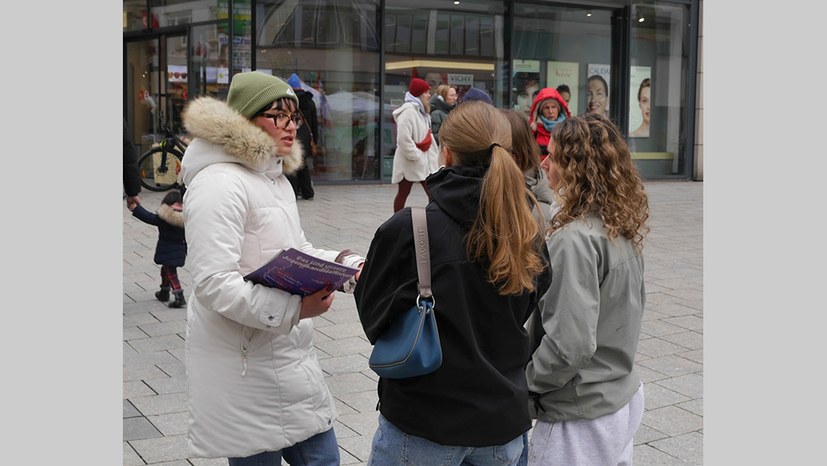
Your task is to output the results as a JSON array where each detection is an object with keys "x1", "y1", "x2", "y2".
[{"x1": 529, "y1": 88, "x2": 571, "y2": 156}]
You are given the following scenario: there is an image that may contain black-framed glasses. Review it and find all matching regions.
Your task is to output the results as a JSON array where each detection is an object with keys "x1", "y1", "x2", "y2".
[{"x1": 260, "y1": 112, "x2": 303, "y2": 129}]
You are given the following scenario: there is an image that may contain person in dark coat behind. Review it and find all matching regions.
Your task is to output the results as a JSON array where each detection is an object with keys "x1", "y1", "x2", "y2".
[
  {"x1": 124, "y1": 118, "x2": 142, "y2": 209},
  {"x1": 285, "y1": 73, "x2": 318, "y2": 200},
  {"x1": 129, "y1": 190, "x2": 188, "y2": 308}
]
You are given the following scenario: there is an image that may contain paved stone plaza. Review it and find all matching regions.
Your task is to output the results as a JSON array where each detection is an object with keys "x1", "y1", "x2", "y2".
[{"x1": 124, "y1": 180, "x2": 703, "y2": 465}]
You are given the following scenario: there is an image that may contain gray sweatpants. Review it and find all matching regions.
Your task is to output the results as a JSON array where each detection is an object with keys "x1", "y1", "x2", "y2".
[{"x1": 527, "y1": 383, "x2": 644, "y2": 466}]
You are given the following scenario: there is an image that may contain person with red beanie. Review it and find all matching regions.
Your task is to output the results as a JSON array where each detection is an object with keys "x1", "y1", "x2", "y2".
[
  {"x1": 390, "y1": 77, "x2": 440, "y2": 212},
  {"x1": 528, "y1": 88, "x2": 571, "y2": 156}
]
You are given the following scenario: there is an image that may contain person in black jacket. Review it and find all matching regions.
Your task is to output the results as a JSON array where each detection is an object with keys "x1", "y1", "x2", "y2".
[
  {"x1": 124, "y1": 118, "x2": 142, "y2": 209},
  {"x1": 354, "y1": 101, "x2": 550, "y2": 466},
  {"x1": 129, "y1": 190, "x2": 188, "y2": 308},
  {"x1": 285, "y1": 73, "x2": 317, "y2": 200}
]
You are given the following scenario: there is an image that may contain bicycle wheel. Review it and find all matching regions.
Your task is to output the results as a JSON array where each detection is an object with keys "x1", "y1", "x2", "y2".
[{"x1": 138, "y1": 147, "x2": 184, "y2": 192}]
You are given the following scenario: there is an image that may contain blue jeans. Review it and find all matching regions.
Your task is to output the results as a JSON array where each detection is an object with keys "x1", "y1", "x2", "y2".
[
  {"x1": 227, "y1": 428, "x2": 339, "y2": 466},
  {"x1": 368, "y1": 414, "x2": 524, "y2": 466}
]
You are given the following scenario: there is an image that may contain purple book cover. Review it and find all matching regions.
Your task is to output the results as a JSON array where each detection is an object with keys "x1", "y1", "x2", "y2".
[{"x1": 244, "y1": 248, "x2": 358, "y2": 297}]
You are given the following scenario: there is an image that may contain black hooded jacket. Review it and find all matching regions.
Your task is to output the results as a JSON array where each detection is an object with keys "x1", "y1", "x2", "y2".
[{"x1": 355, "y1": 165, "x2": 550, "y2": 446}]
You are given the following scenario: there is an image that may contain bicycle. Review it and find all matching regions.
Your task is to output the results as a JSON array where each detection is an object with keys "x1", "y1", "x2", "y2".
[{"x1": 137, "y1": 125, "x2": 188, "y2": 192}]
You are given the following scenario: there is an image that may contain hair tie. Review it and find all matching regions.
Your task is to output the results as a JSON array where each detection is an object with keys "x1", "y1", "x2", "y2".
[{"x1": 488, "y1": 143, "x2": 501, "y2": 155}]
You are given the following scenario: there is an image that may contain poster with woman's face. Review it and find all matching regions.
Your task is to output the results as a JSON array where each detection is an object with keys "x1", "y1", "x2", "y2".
[
  {"x1": 629, "y1": 66, "x2": 652, "y2": 138},
  {"x1": 586, "y1": 64, "x2": 610, "y2": 117}
]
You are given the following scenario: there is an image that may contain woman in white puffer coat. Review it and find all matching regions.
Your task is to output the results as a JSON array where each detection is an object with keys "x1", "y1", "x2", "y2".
[
  {"x1": 178, "y1": 72, "x2": 364, "y2": 465},
  {"x1": 391, "y1": 77, "x2": 441, "y2": 213}
]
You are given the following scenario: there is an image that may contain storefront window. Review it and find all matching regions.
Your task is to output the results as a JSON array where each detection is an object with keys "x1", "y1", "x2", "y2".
[
  {"x1": 255, "y1": 0, "x2": 381, "y2": 182},
  {"x1": 148, "y1": 0, "x2": 223, "y2": 28},
  {"x1": 382, "y1": 0, "x2": 505, "y2": 180},
  {"x1": 628, "y1": 2, "x2": 691, "y2": 177},
  {"x1": 512, "y1": 4, "x2": 614, "y2": 119}
]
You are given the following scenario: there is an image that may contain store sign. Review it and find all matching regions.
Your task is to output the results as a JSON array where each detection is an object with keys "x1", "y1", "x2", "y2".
[{"x1": 448, "y1": 74, "x2": 473, "y2": 86}]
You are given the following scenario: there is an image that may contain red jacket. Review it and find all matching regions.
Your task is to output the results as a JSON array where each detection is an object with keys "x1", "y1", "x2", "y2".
[{"x1": 529, "y1": 88, "x2": 572, "y2": 150}]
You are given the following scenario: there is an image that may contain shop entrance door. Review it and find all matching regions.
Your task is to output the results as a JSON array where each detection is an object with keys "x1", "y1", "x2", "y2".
[{"x1": 124, "y1": 31, "x2": 189, "y2": 156}]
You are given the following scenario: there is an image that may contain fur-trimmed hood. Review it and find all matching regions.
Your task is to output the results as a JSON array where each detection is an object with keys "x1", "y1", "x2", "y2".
[
  {"x1": 179, "y1": 96, "x2": 303, "y2": 186},
  {"x1": 157, "y1": 204, "x2": 185, "y2": 228}
]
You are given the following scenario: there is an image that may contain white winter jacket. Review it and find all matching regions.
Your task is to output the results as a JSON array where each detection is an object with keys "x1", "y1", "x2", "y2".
[
  {"x1": 391, "y1": 93, "x2": 440, "y2": 183},
  {"x1": 178, "y1": 97, "x2": 364, "y2": 459}
]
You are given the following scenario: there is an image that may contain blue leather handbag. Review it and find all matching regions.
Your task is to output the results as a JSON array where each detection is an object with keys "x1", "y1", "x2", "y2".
[{"x1": 368, "y1": 207, "x2": 442, "y2": 379}]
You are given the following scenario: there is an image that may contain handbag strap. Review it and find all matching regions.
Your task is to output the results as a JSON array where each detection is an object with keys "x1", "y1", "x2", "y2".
[{"x1": 411, "y1": 207, "x2": 432, "y2": 299}]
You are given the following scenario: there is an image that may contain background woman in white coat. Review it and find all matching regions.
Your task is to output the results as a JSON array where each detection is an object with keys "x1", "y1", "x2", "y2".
[
  {"x1": 179, "y1": 71, "x2": 365, "y2": 466},
  {"x1": 391, "y1": 77, "x2": 440, "y2": 213}
]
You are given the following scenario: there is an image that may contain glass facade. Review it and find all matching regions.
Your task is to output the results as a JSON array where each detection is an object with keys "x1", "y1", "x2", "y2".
[{"x1": 124, "y1": 0, "x2": 699, "y2": 182}]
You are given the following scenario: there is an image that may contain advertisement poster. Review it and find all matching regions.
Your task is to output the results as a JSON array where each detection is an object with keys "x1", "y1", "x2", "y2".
[
  {"x1": 513, "y1": 59, "x2": 540, "y2": 115},
  {"x1": 586, "y1": 63, "x2": 611, "y2": 116},
  {"x1": 628, "y1": 66, "x2": 651, "y2": 138},
  {"x1": 546, "y1": 61, "x2": 579, "y2": 116}
]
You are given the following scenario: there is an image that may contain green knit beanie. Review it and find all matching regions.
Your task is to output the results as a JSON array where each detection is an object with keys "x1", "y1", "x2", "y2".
[{"x1": 226, "y1": 72, "x2": 298, "y2": 119}]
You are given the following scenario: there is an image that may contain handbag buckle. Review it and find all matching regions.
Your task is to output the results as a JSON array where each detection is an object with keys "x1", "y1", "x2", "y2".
[{"x1": 415, "y1": 294, "x2": 435, "y2": 313}]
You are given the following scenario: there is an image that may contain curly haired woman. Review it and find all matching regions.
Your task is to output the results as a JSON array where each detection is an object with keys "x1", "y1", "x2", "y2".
[{"x1": 523, "y1": 112, "x2": 650, "y2": 466}]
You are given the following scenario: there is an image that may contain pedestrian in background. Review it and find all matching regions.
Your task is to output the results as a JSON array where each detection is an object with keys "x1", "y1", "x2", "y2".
[
  {"x1": 356, "y1": 101, "x2": 550, "y2": 466},
  {"x1": 128, "y1": 190, "x2": 187, "y2": 308},
  {"x1": 124, "y1": 118, "x2": 142, "y2": 209},
  {"x1": 285, "y1": 73, "x2": 318, "y2": 200},
  {"x1": 555, "y1": 84, "x2": 571, "y2": 106},
  {"x1": 529, "y1": 87, "x2": 571, "y2": 156},
  {"x1": 460, "y1": 86, "x2": 493, "y2": 105},
  {"x1": 524, "y1": 113, "x2": 649, "y2": 466},
  {"x1": 501, "y1": 109, "x2": 558, "y2": 227},
  {"x1": 391, "y1": 77, "x2": 440, "y2": 213},
  {"x1": 429, "y1": 84, "x2": 457, "y2": 144},
  {"x1": 178, "y1": 71, "x2": 365, "y2": 465}
]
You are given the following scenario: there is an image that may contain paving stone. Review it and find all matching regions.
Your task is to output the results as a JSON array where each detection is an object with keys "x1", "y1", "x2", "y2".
[
  {"x1": 335, "y1": 389, "x2": 379, "y2": 414},
  {"x1": 637, "y1": 354, "x2": 702, "y2": 378},
  {"x1": 124, "y1": 442, "x2": 145, "y2": 466},
  {"x1": 317, "y1": 322, "x2": 368, "y2": 340},
  {"x1": 337, "y1": 411, "x2": 380, "y2": 439},
  {"x1": 129, "y1": 434, "x2": 188, "y2": 464},
  {"x1": 124, "y1": 399, "x2": 142, "y2": 418},
  {"x1": 124, "y1": 326, "x2": 150, "y2": 340},
  {"x1": 320, "y1": 353, "x2": 370, "y2": 375},
  {"x1": 326, "y1": 372, "x2": 379, "y2": 396},
  {"x1": 636, "y1": 364, "x2": 668, "y2": 384},
  {"x1": 129, "y1": 334, "x2": 186, "y2": 353},
  {"x1": 129, "y1": 392, "x2": 188, "y2": 417},
  {"x1": 123, "y1": 364, "x2": 169, "y2": 382},
  {"x1": 315, "y1": 336, "x2": 373, "y2": 358},
  {"x1": 636, "y1": 337, "x2": 690, "y2": 359},
  {"x1": 635, "y1": 423, "x2": 669, "y2": 445},
  {"x1": 657, "y1": 373, "x2": 703, "y2": 399},
  {"x1": 642, "y1": 406, "x2": 703, "y2": 437},
  {"x1": 640, "y1": 318, "x2": 689, "y2": 338},
  {"x1": 189, "y1": 458, "x2": 230, "y2": 466},
  {"x1": 664, "y1": 315, "x2": 703, "y2": 331},
  {"x1": 145, "y1": 376, "x2": 186, "y2": 395},
  {"x1": 139, "y1": 320, "x2": 187, "y2": 338},
  {"x1": 124, "y1": 380, "x2": 155, "y2": 399},
  {"x1": 633, "y1": 444, "x2": 689, "y2": 465},
  {"x1": 650, "y1": 431, "x2": 703, "y2": 465},
  {"x1": 677, "y1": 397, "x2": 703, "y2": 417},
  {"x1": 147, "y1": 412, "x2": 189, "y2": 436},
  {"x1": 678, "y1": 348, "x2": 702, "y2": 364},
  {"x1": 124, "y1": 416, "x2": 163, "y2": 441},
  {"x1": 660, "y1": 330, "x2": 703, "y2": 350},
  {"x1": 338, "y1": 433, "x2": 373, "y2": 463},
  {"x1": 641, "y1": 382, "x2": 690, "y2": 410},
  {"x1": 125, "y1": 312, "x2": 161, "y2": 327}
]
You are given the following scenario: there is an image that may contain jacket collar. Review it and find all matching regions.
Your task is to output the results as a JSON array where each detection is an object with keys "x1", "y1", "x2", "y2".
[
  {"x1": 181, "y1": 96, "x2": 303, "y2": 175},
  {"x1": 157, "y1": 204, "x2": 185, "y2": 228}
]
